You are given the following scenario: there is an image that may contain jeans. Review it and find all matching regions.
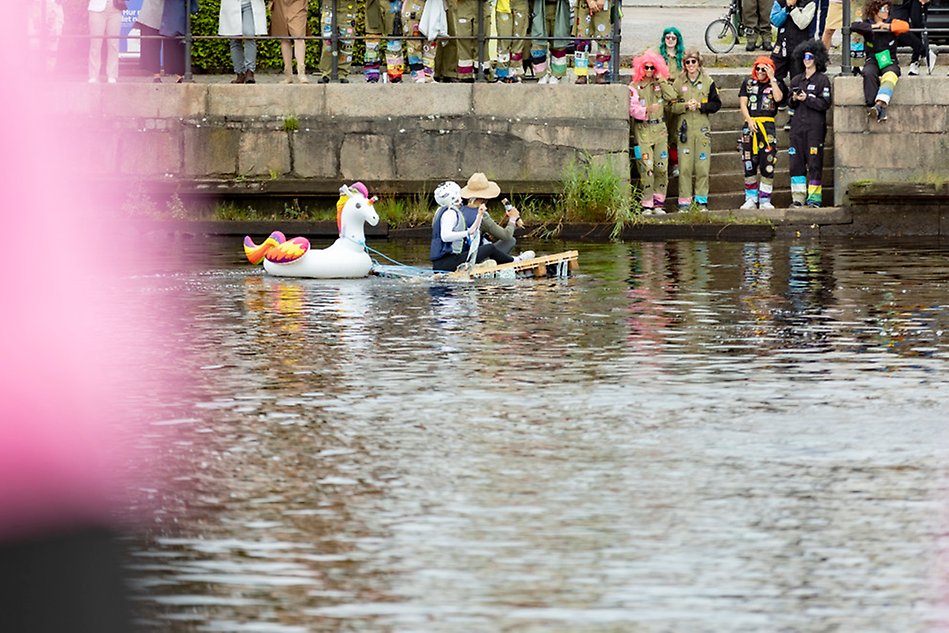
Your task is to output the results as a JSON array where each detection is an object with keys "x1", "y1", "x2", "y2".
[{"x1": 229, "y1": 0, "x2": 257, "y2": 73}]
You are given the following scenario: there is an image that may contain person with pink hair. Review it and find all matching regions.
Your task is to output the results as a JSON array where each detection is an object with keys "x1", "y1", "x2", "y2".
[{"x1": 629, "y1": 50, "x2": 677, "y2": 214}]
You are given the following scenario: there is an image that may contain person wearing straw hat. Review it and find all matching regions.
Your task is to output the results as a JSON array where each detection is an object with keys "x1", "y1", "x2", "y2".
[
  {"x1": 430, "y1": 174, "x2": 534, "y2": 272},
  {"x1": 458, "y1": 173, "x2": 534, "y2": 260}
]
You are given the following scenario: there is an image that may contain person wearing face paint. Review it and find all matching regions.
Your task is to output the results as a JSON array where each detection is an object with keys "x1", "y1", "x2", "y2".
[
  {"x1": 851, "y1": 0, "x2": 909, "y2": 122},
  {"x1": 788, "y1": 40, "x2": 832, "y2": 207},
  {"x1": 670, "y1": 50, "x2": 721, "y2": 212},
  {"x1": 738, "y1": 56, "x2": 786, "y2": 210},
  {"x1": 629, "y1": 50, "x2": 678, "y2": 214}
]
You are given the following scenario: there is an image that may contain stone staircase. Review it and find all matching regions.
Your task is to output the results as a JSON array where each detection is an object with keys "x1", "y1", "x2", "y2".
[{"x1": 631, "y1": 69, "x2": 835, "y2": 211}]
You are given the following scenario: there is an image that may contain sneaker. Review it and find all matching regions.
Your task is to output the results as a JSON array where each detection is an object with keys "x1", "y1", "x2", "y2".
[
  {"x1": 909, "y1": 61, "x2": 919, "y2": 76},
  {"x1": 807, "y1": 202, "x2": 821, "y2": 208},
  {"x1": 759, "y1": 200, "x2": 775, "y2": 210},
  {"x1": 547, "y1": 75, "x2": 560, "y2": 84},
  {"x1": 87, "y1": 77, "x2": 98, "y2": 83},
  {"x1": 761, "y1": 38, "x2": 773, "y2": 51},
  {"x1": 697, "y1": 205, "x2": 708, "y2": 212},
  {"x1": 575, "y1": 76, "x2": 588, "y2": 84},
  {"x1": 928, "y1": 49, "x2": 938, "y2": 75},
  {"x1": 740, "y1": 198, "x2": 758, "y2": 210},
  {"x1": 875, "y1": 103, "x2": 887, "y2": 122},
  {"x1": 318, "y1": 76, "x2": 330, "y2": 84},
  {"x1": 537, "y1": 74, "x2": 549, "y2": 84},
  {"x1": 107, "y1": 77, "x2": 117, "y2": 84},
  {"x1": 514, "y1": 250, "x2": 536, "y2": 262},
  {"x1": 652, "y1": 208, "x2": 667, "y2": 215},
  {"x1": 790, "y1": 201, "x2": 804, "y2": 208},
  {"x1": 641, "y1": 207, "x2": 655, "y2": 215},
  {"x1": 678, "y1": 204, "x2": 690, "y2": 212}
]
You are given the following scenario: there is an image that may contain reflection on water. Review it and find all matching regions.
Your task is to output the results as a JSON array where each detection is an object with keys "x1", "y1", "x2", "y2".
[{"x1": 129, "y1": 237, "x2": 949, "y2": 632}]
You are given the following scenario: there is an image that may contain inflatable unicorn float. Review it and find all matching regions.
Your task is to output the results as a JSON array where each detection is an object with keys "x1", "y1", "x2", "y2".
[{"x1": 243, "y1": 182, "x2": 379, "y2": 279}]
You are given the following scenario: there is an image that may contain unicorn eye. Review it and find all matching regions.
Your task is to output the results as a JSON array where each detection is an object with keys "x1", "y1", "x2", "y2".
[{"x1": 355, "y1": 202, "x2": 362, "y2": 209}]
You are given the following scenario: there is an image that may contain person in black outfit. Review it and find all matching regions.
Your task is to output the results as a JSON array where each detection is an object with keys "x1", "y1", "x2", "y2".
[
  {"x1": 892, "y1": 0, "x2": 936, "y2": 75},
  {"x1": 788, "y1": 39, "x2": 832, "y2": 207},
  {"x1": 771, "y1": 0, "x2": 817, "y2": 81},
  {"x1": 851, "y1": 0, "x2": 910, "y2": 122}
]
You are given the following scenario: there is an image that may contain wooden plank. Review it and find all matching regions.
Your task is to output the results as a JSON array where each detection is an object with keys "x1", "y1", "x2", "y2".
[{"x1": 450, "y1": 250, "x2": 580, "y2": 280}]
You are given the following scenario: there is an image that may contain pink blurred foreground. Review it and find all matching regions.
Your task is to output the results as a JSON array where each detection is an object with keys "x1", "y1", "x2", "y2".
[{"x1": 1, "y1": 4, "x2": 170, "y2": 541}]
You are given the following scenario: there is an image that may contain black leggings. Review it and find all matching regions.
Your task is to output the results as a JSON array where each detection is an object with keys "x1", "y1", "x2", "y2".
[{"x1": 432, "y1": 243, "x2": 514, "y2": 272}]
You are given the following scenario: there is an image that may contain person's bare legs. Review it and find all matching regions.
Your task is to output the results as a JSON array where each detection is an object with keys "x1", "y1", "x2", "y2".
[
  {"x1": 294, "y1": 39, "x2": 309, "y2": 82},
  {"x1": 280, "y1": 40, "x2": 294, "y2": 82},
  {"x1": 821, "y1": 28, "x2": 834, "y2": 49}
]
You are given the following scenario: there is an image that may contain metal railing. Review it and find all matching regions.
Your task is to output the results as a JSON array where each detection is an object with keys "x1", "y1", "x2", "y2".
[{"x1": 66, "y1": 0, "x2": 624, "y2": 84}]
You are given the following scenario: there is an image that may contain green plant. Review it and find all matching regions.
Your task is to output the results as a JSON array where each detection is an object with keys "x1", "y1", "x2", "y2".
[
  {"x1": 167, "y1": 194, "x2": 189, "y2": 220},
  {"x1": 559, "y1": 155, "x2": 631, "y2": 223},
  {"x1": 375, "y1": 193, "x2": 432, "y2": 228},
  {"x1": 283, "y1": 116, "x2": 300, "y2": 133}
]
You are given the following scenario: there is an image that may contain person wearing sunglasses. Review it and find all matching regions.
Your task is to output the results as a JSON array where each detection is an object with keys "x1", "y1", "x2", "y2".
[
  {"x1": 670, "y1": 50, "x2": 721, "y2": 212},
  {"x1": 788, "y1": 40, "x2": 832, "y2": 207},
  {"x1": 851, "y1": 0, "x2": 909, "y2": 122},
  {"x1": 738, "y1": 56, "x2": 786, "y2": 210},
  {"x1": 659, "y1": 26, "x2": 685, "y2": 178},
  {"x1": 629, "y1": 50, "x2": 677, "y2": 214}
]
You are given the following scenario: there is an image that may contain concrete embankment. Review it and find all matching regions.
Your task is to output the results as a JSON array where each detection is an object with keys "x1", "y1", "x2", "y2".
[{"x1": 67, "y1": 74, "x2": 949, "y2": 238}]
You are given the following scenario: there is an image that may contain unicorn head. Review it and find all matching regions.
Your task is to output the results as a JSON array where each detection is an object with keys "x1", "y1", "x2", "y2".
[
  {"x1": 336, "y1": 182, "x2": 379, "y2": 243},
  {"x1": 434, "y1": 181, "x2": 462, "y2": 210}
]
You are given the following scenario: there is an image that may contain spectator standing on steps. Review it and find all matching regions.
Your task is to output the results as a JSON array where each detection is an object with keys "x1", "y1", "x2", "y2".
[
  {"x1": 219, "y1": 0, "x2": 267, "y2": 84},
  {"x1": 670, "y1": 50, "x2": 722, "y2": 212},
  {"x1": 738, "y1": 56, "x2": 785, "y2": 210},
  {"x1": 743, "y1": 0, "x2": 774, "y2": 51},
  {"x1": 892, "y1": 0, "x2": 936, "y2": 75},
  {"x1": 788, "y1": 39, "x2": 832, "y2": 207},
  {"x1": 629, "y1": 50, "x2": 677, "y2": 215},
  {"x1": 316, "y1": 0, "x2": 356, "y2": 83},
  {"x1": 659, "y1": 27, "x2": 685, "y2": 177},
  {"x1": 851, "y1": 0, "x2": 909, "y2": 123},
  {"x1": 271, "y1": 0, "x2": 310, "y2": 82},
  {"x1": 87, "y1": 0, "x2": 124, "y2": 83}
]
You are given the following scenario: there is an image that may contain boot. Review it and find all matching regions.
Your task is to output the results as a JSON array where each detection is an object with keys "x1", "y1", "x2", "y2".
[
  {"x1": 244, "y1": 70, "x2": 256, "y2": 84},
  {"x1": 231, "y1": 71, "x2": 246, "y2": 84}
]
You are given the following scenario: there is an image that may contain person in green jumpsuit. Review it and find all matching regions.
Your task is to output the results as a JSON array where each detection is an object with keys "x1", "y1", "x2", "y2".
[
  {"x1": 628, "y1": 49, "x2": 677, "y2": 214},
  {"x1": 670, "y1": 50, "x2": 722, "y2": 211}
]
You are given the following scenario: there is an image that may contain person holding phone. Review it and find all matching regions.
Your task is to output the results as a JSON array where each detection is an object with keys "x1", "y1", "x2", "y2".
[
  {"x1": 738, "y1": 56, "x2": 786, "y2": 210},
  {"x1": 788, "y1": 40, "x2": 832, "y2": 207}
]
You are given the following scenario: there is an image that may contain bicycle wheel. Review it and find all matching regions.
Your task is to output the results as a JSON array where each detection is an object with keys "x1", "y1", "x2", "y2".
[{"x1": 705, "y1": 18, "x2": 738, "y2": 54}]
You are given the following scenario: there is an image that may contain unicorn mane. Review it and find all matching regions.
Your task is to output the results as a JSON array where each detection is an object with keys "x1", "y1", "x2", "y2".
[{"x1": 631, "y1": 49, "x2": 670, "y2": 82}]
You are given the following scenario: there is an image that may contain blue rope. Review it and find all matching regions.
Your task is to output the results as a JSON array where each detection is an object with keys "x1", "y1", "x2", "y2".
[{"x1": 345, "y1": 236, "x2": 432, "y2": 276}]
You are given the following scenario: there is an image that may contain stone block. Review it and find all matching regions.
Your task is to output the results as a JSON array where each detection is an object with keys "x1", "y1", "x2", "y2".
[
  {"x1": 340, "y1": 134, "x2": 394, "y2": 180},
  {"x1": 49, "y1": 83, "x2": 102, "y2": 116},
  {"x1": 102, "y1": 83, "x2": 208, "y2": 118},
  {"x1": 850, "y1": 204, "x2": 941, "y2": 236},
  {"x1": 119, "y1": 129, "x2": 182, "y2": 175},
  {"x1": 393, "y1": 131, "x2": 465, "y2": 182},
  {"x1": 472, "y1": 83, "x2": 628, "y2": 120},
  {"x1": 512, "y1": 120, "x2": 630, "y2": 153},
  {"x1": 183, "y1": 126, "x2": 239, "y2": 176},
  {"x1": 237, "y1": 130, "x2": 291, "y2": 177},
  {"x1": 836, "y1": 133, "x2": 948, "y2": 169},
  {"x1": 207, "y1": 85, "x2": 326, "y2": 118},
  {"x1": 67, "y1": 125, "x2": 119, "y2": 176},
  {"x1": 325, "y1": 83, "x2": 470, "y2": 117},
  {"x1": 293, "y1": 128, "x2": 341, "y2": 178}
]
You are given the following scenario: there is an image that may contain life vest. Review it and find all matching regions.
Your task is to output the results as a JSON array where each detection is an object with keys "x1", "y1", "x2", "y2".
[{"x1": 430, "y1": 206, "x2": 466, "y2": 260}]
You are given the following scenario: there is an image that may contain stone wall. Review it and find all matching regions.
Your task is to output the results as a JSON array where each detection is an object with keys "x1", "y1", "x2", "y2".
[
  {"x1": 60, "y1": 82, "x2": 631, "y2": 196},
  {"x1": 833, "y1": 77, "x2": 949, "y2": 206}
]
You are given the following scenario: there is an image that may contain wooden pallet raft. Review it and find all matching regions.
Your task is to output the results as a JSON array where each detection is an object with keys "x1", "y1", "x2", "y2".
[{"x1": 448, "y1": 250, "x2": 580, "y2": 280}]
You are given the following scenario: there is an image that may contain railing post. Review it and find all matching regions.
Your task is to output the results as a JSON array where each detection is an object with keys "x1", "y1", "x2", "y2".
[
  {"x1": 331, "y1": 0, "x2": 339, "y2": 80},
  {"x1": 184, "y1": 0, "x2": 193, "y2": 81},
  {"x1": 477, "y1": 0, "x2": 485, "y2": 82},
  {"x1": 842, "y1": 0, "x2": 851, "y2": 75},
  {"x1": 610, "y1": 4, "x2": 621, "y2": 83}
]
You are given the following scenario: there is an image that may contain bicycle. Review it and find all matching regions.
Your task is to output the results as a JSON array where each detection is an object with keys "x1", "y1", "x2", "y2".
[{"x1": 705, "y1": 0, "x2": 743, "y2": 54}]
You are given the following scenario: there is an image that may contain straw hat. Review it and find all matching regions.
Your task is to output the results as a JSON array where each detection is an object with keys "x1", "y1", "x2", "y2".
[{"x1": 459, "y1": 172, "x2": 501, "y2": 200}]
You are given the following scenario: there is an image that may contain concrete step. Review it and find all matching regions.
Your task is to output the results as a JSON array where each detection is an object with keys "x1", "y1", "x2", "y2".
[
  {"x1": 653, "y1": 167, "x2": 835, "y2": 195},
  {"x1": 631, "y1": 134, "x2": 836, "y2": 164},
  {"x1": 703, "y1": 188, "x2": 836, "y2": 211}
]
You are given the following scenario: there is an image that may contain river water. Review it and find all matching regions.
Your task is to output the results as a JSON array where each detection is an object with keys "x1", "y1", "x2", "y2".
[{"x1": 128, "y1": 236, "x2": 949, "y2": 633}]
